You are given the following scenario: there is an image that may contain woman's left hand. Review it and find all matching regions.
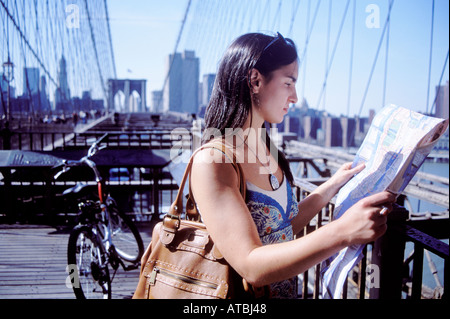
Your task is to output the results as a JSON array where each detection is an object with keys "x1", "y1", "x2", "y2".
[
  {"x1": 327, "y1": 162, "x2": 365, "y2": 192},
  {"x1": 294, "y1": 162, "x2": 365, "y2": 234}
]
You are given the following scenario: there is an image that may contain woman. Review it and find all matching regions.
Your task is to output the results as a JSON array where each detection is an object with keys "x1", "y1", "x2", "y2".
[{"x1": 190, "y1": 32, "x2": 395, "y2": 298}]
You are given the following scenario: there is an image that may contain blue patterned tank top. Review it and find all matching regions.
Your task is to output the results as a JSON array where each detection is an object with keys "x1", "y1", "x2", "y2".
[{"x1": 246, "y1": 176, "x2": 299, "y2": 299}]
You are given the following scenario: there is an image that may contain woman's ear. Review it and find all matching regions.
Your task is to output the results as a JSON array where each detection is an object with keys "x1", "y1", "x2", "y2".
[{"x1": 248, "y1": 68, "x2": 262, "y2": 93}]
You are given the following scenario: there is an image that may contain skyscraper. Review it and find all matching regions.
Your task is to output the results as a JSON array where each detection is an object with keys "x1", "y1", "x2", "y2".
[
  {"x1": 23, "y1": 67, "x2": 39, "y2": 97},
  {"x1": 151, "y1": 90, "x2": 163, "y2": 112},
  {"x1": 435, "y1": 81, "x2": 449, "y2": 120},
  {"x1": 55, "y1": 55, "x2": 71, "y2": 111},
  {"x1": 202, "y1": 74, "x2": 216, "y2": 107},
  {"x1": 39, "y1": 75, "x2": 50, "y2": 112},
  {"x1": 163, "y1": 50, "x2": 199, "y2": 114},
  {"x1": 58, "y1": 55, "x2": 70, "y2": 101}
]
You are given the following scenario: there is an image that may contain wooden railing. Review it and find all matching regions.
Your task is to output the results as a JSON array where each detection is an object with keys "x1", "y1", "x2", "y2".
[
  {"x1": 1, "y1": 128, "x2": 448, "y2": 299},
  {"x1": 0, "y1": 130, "x2": 191, "y2": 223},
  {"x1": 293, "y1": 178, "x2": 449, "y2": 299},
  {"x1": 4, "y1": 129, "x2": 192, "y2": 151}
]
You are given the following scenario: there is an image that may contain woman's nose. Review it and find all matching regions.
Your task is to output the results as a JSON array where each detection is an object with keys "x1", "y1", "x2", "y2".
[{"x1": 289, "y1": 88, "x2": 298, "y2": 104}]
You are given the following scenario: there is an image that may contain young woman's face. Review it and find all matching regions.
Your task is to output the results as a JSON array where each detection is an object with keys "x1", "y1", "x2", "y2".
[{"x1": 255, "y1": 60, "x2": 299, "y2": 124}]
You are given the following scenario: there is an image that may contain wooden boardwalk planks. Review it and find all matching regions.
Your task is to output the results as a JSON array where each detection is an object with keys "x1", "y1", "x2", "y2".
[{"x1": 0, "y1": 224, "x2": 152, "y2": 299}]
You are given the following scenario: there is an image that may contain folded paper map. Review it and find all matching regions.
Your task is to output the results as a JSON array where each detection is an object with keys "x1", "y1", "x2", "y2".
[{"x1": 321, "y1": 104, "x2": 449, "y2": 299}]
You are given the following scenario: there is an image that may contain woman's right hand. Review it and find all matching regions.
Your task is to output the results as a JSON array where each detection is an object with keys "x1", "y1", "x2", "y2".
[{"x1": 335, "y1": 191, "x2": 397, "y2": 246}]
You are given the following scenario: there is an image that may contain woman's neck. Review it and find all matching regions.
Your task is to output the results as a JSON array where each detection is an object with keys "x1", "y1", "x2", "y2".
[{"x1": 241, "y1": 110, "x2": 265, "y2": 146}]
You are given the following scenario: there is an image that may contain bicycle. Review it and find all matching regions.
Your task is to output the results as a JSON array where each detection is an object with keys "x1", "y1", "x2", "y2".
[{"x1": 53, "y1": 133, "x2": 144, "y2": 299}]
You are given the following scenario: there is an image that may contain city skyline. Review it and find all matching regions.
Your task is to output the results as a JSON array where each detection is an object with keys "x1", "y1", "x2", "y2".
[
  {"x1": 1, "y1": 1, "x2": 448, "y2": 119},
  {"x1": 108, "y1": 0, "x2": 449, "y2": 118},
  {"x1": 2, "y1": 54, "x2": 448, "y2": 120}
]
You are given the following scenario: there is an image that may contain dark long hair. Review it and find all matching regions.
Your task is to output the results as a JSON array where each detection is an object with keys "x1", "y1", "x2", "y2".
[{"x1": 202, "y1": 32, "x2": 298, "y2": 185}]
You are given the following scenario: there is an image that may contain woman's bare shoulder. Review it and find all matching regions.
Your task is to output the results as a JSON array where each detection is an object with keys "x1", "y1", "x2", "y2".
[{"x1": 191, "y1": 146, "x2": 239, "y2": 189}]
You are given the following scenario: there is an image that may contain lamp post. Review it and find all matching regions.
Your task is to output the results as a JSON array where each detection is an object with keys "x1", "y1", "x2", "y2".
[{"x1": 2, "y1": 57, "x2": 15, "y2": 122}]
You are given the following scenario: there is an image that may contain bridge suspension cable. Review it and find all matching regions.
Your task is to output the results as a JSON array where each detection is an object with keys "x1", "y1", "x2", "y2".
[
  {"x1": 430, "y1": 49, "x2": 449, "y2": 115},
  {"x1": 346, "y1": 0, "x2": 356, "y2": 117},
  {"x1": 315, "y1": 0, "x2": 351, "y2": 110},
  {"x1": 0, "y1": 0, "x2": 57, "y2": 86},
  {"x1": 426, "y1": 0, "x2": 436, "y2": 115},
  {"x1": 381, "y1": 0, "x2": 392, "y2": 109},
  {"x1": 357, "y1": 0, "x2": 395, "y2": 117},
  {"x1": 0, "y1": 0, "x2": 116, "y2": 116}
]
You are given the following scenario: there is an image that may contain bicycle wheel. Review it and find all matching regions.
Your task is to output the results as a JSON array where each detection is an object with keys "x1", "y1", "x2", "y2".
[
  {"x1": 67, "y1": 225, "x2": 111, "y2": 299},
  {"x1": 106, "y1": 197, "x2": 144, "y2": 263}
]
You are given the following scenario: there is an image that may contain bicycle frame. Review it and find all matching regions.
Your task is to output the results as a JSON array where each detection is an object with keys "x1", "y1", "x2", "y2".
[
  {"x1": 54, "y1": 134, "x2": 116, "y2": 252},
  {"x1": 60, "y1": 133, "x2": 144, "y2": 299},
  {"x1": 84, "y1": 158, "x2": 105, "y2": 204}
]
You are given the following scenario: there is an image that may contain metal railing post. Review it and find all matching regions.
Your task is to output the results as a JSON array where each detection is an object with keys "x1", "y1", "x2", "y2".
[{"x1": 370, "y1": 204, "x2": 409, "y2": 299}]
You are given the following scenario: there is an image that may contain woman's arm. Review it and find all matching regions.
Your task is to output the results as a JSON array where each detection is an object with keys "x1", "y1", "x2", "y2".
[
  {"x1": 191, "y1": 150, "x2": 393, "y2": 287},
  {"x1": 292, "y1": 162, "x2": 365, "y2": 235}
]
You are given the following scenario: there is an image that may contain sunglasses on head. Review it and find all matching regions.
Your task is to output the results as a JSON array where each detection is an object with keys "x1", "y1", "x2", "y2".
[
  {"x1": 250, "y1": 32, "x2": 293, "y2": 82},
  {"x1": 262, "y1": 32, "x2": 288, "y2": 53}
]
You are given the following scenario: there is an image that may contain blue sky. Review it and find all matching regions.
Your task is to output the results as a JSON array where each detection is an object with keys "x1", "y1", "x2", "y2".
[{"x1": 108, "y1": 0, "x2": 449, "y2": 117}]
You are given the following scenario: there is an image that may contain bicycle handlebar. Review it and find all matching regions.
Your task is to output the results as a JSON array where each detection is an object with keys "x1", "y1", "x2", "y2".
[
  {"x1": 53, "y1": 133, "x2": 108, "y2": 180},
  {"x1": 87, "y1": 133, "x2": 108, "y2": 157},
  {"x1": 95, "y1": 133, "x2": 109, "y2": 145}
]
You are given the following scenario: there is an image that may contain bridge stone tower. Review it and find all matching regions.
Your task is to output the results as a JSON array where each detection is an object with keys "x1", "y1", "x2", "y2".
[{"x1": 107, "y1": 79, "x2": 147, "y2": 112}]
